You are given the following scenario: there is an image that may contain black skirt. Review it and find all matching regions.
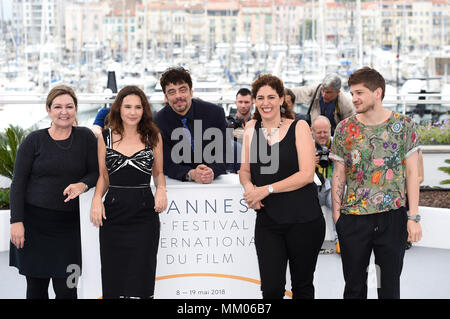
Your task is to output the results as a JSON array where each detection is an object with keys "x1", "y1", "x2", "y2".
[
  {"x1": 100, "y1": 187, "x2": 160, "y2": 299},
  {"x1": 9, "y1": 203, "x2": 82, "y2": 278}
]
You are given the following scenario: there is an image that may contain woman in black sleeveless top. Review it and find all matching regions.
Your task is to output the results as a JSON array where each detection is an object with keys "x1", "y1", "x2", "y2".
[
  {"x1": 239, "y1": 74, "x2": 325, "y2": 299},
  {"x1": 90, "y1": 86, "x2": 167, "y2": 298}
]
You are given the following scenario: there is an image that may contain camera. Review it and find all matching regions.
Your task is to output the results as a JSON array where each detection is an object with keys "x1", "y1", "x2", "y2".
[
  {"x1": 227, "y1": 116, "x2": 245, "y2": 129},
  {"x1": 316, "y1": 145, "x2": 331, "y2": 168}
]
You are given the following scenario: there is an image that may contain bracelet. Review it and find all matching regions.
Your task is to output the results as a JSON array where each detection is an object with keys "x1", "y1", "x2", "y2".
[
  {"x1": 83, "y1": 183, "x2": 89, "y2": 192},
  {"x1": 407, "y1": 214, "x2": 421, "y2": 223}
]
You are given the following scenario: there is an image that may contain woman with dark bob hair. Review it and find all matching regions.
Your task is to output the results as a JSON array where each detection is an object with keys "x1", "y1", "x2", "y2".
[
  {"x1": 90, "y1": 85, "x2": 167, "y2": 299},
  {"x1": 239, "y1": 74, "x2": 325, "y2": 299},
  {"x1": 10, "y1": 85, "x2": 99, "y2": 299}
]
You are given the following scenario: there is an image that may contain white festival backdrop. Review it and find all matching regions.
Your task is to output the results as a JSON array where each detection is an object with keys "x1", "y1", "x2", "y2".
[{"x1": 78, "y1": 174, "x2": 325, "y2": 299}]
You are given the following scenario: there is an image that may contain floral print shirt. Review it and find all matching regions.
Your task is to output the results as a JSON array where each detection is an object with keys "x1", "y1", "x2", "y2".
[{"x1": 330, "y1": 112, "x2": 419, "y2": 215}]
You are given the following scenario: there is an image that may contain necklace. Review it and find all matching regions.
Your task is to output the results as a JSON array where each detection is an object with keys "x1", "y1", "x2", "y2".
[
  {"x1": 49, "y1": 128, "x2": 74, "y2": 150},
  {"x1": 261, "y1": 118, "x2": 283, "y2": 140}
]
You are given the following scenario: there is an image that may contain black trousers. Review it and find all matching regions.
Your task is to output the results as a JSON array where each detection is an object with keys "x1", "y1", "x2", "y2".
[
  {"x1": 336, "y1": 207, "x2": 408, "y2": 299},
  {"x1": 255, "y1": 215, "x2": 325, "y2": 299},
  {"x1": 26, "y1": 276, "x2": 77, "y2": 299}
]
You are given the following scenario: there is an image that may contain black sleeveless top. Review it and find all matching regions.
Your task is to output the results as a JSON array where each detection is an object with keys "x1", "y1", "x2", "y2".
[
  {"x1": 250, "y1": 120, "x2": 322, "y2": 224},
  {"x1": 102, "y1": 128, "x2": 154, "y2": 188}
]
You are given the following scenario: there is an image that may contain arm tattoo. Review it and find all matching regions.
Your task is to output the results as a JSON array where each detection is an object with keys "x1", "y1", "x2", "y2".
[
  {"x1": 332, "y1": 162, "x2": 346, "y2": 214},
  {"x1": 332, "y1": 173, "x2": 346, "y2": 209},
  {"x1": 335, "y1": 180, "x2": 346, "y2": 205}
]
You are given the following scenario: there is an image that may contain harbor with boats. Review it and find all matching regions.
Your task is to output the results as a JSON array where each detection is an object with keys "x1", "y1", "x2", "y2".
[
  {"x1": 1, "y1": 0, "x2": 450, "y2": 130},
  {"x1": 1, "y1": 42, "x2": 449, "y2": 130},
  {"x1": 0, "y1": 0, "x2": 449, "y2": 299}
]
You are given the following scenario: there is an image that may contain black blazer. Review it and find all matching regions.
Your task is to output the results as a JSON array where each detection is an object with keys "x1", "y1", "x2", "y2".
[{"x1": 154, "y1": 98, "x2": 228, "y2": 181}]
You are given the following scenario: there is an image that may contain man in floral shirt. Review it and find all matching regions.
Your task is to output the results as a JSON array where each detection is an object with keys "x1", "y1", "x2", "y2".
[{"x1": 330, "y1": 67, "x2": 422, "y2": 299}]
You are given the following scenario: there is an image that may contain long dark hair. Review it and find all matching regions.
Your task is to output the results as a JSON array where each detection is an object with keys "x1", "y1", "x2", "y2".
[
  {"x1": 106, "y1": 86, "x2": 159, "y2": 148},
  {"x1": 251, "y1": 74, "x2": 295, "y2": 121}
]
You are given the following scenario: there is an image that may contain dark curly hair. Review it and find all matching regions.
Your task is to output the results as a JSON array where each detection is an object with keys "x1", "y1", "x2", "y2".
[
  {"x1": 106, "y1": 85, "x2": 160, "y2": 148},
  {"x1": 160, "y1": 66, "x2": 192, "y2": 94},
  {"x1": 251, "y1": 74, "x2": 294, "y2": 121}
]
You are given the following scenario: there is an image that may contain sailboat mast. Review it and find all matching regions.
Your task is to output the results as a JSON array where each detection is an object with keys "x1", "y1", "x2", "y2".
[{"x1": 357, "y1": 0, "x2": 362, "y2": 68}]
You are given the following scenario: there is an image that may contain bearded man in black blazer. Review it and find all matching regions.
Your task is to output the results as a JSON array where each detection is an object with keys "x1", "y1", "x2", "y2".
[{"x1": 154, "y1": 67, "x2": 228, "y2": 183}]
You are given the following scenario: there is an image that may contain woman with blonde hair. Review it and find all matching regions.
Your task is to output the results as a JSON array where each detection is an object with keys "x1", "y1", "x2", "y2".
[{"x1": 90, "y1": 85, "x2": 167, "y2": 299}]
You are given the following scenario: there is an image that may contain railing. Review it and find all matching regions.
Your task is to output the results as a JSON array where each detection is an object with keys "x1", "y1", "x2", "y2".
[
  {"x1": 1, "y1": 92, "x2": 450, "y2": 104},
  {"x1": 1, "y1": 92, "x2": 450, "y2": 120}
]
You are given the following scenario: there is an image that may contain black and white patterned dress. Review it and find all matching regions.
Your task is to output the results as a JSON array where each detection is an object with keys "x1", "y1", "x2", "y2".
[{"x1": 100, "y1": 129, "x2": 160, "y2": 299}]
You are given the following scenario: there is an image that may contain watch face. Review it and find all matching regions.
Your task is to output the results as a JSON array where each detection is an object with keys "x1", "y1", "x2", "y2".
[{"x1": 268, "y1": 185, "x2": 273, "y2": 193}]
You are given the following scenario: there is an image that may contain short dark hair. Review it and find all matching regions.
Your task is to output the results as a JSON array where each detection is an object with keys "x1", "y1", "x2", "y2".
[
  {"x1": 348, "y1": 67, "x2": 386, "y2": 100},
  {"x1": 284, "y1": 88, "x2": 295, "y2": 104},
  {"x1": 236, "y1": 88, "x2": 251, "y2": 98},
  {"x1": 160, "y1": 66, "x2": 192, "y2": 94}
]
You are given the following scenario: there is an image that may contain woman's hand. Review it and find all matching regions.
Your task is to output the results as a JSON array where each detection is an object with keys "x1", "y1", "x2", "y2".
[
  {"x1": 90, "y1": 196, "x2": 106, "y2": 227},
  {"x1": 250, "y1": 201, "x2": 264, "y2": 211},
  {"x1": 154, "y1": 187, "x2": 168, "y2": 213},
  {"x1": 244, "y1": 185, "x2": 268, "y2": 210},
  {"x1": 63, "y1": 182, "x2": 87, "y2": 203},
  {"x1": 10, "y1": 222, "x2": 25, "y2": 249}
]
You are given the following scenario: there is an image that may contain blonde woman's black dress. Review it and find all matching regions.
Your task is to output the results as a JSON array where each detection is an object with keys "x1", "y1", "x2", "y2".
[{"x1": 100, "y1": 129, "x2": 160, "y2": 299}]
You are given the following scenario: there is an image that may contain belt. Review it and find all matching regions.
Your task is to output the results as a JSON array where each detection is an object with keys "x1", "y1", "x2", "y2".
[{"x1": 109, "y1": 185, "x2": 151, "y2": 189}]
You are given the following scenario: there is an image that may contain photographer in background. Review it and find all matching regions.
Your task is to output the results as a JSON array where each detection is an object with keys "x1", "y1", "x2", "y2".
[
  {"x1": 312, "y1": 116, "x2": 339, "y2": 253},
  {"x1": 227, "y1": 88, "x2": 253, "y2": 140},
  {"x1": 226, "y1": 88, "x2": 253, "y2": 173},
  {"x1": 285, "y1": 88, "x2": 306, "y2": 121}
]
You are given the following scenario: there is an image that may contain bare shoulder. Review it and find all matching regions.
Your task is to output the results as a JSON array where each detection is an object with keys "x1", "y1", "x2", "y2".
[
  {"x1": 244, "y1": 119, "x2": 257, "y2": 130},
  {"x1": 295, "y1": 119, "x2": 311, "y2": 132}
]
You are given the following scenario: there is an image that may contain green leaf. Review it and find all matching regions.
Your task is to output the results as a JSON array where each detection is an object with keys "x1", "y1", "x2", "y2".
[
  {"x1": 0, "y1": 125, "x2": 31, "y2": 179},
  {"x1": 438, "y1": 167, "x2": 450, "y2": 174}
]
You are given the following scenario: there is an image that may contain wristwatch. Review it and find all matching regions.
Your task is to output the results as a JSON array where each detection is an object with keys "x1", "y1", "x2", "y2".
[
  {"x1": 408, "y1": 214, "x2": 421, "y2": 223},
  {"x1": 268, "y1": 184, "x2": 274, "y2": 194},
  {"x1": 185, "y1": 171, "x2": 192, "y2": 182}
]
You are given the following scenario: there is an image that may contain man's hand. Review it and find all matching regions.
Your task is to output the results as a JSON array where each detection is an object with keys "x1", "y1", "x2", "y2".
[
  {"x1": 315, "y1": 153, "x2": 320, "y2": 165},
  {"x1": 192, "y1": 164, "x2": 214, "y2": 184},
  {"x1": 407, "y1": 219, "x2": 422, "y2": 242}
]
